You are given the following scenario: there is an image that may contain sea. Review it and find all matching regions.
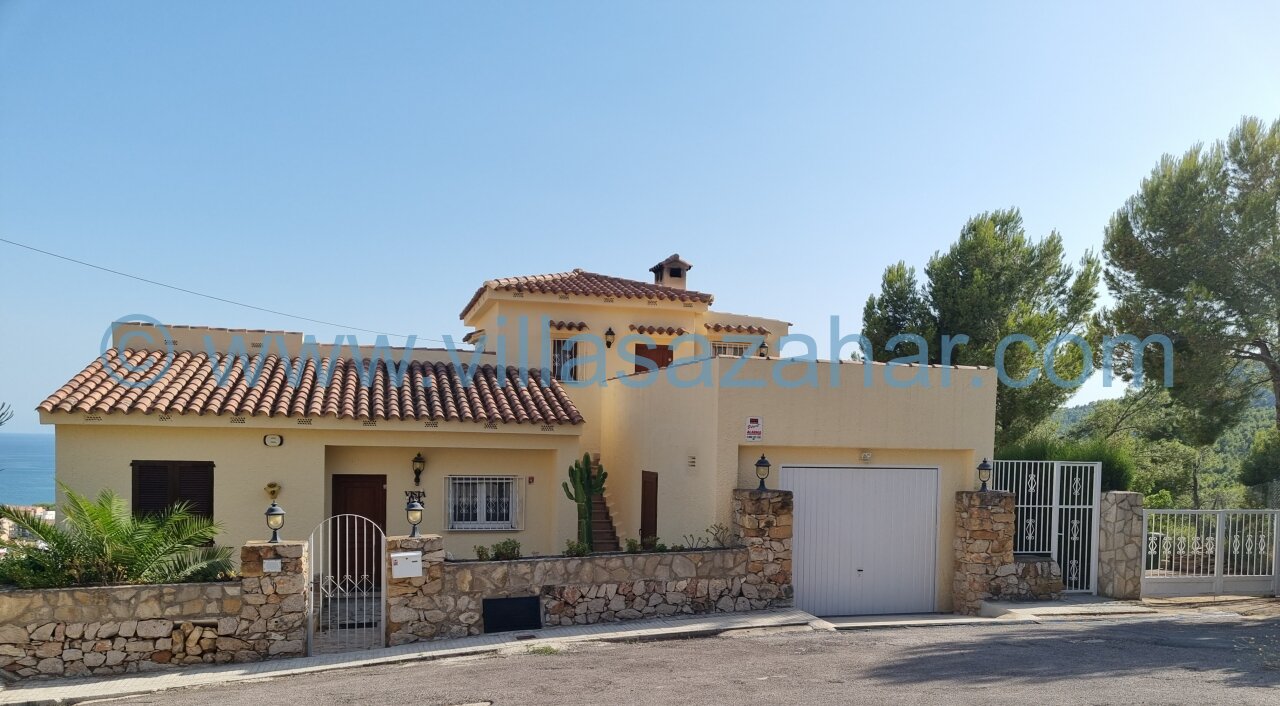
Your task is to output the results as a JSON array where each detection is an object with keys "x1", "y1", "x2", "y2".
[{"x1": 0, "y1": 433, "x2": 55, "y2": 506}]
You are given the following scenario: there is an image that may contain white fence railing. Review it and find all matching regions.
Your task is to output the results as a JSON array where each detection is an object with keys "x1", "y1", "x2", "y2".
[{"x1": 1142, "y1": 509, "x2": 1280, "y2": 597}]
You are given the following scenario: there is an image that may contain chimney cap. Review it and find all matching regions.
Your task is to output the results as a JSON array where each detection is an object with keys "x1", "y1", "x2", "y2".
[{"x1": 649, "y1": 253, "x2": 692, "y2": 275}]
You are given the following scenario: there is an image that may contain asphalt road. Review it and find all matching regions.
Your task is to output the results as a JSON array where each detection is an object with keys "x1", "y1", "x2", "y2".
[{"x1": 121, "y1": 614, "x2": 1280, "y2": 705}]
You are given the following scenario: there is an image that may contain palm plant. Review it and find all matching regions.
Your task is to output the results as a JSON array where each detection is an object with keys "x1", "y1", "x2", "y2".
[
  {"x1": 0, "y1": 483, "x2": 233, "y2": 588},
  {"x1": 0, "y1": 402, "x2": 13, "y2": 427}
]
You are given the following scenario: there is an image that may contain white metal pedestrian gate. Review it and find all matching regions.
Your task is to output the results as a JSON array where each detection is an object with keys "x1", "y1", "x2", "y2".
[
  {"x1": 1142, "y1": 510, "x2": 1280, "y2": 597},
  {"x1": 991, "y1": 461, "x2": 1102, "y2": 593},
  {"x1": 307, "y1": 514, "x2": 387, "y2": 655},
  {"x1": 781, "y1": 466, "x2": 938, "y2": 617}
]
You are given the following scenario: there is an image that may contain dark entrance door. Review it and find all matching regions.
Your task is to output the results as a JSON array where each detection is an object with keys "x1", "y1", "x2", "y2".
[
  {"x1": 331, "y1": 474, "x2": 386, "y2": 584},
  {"x1": 635, "y1": 344, "x2": 673, "y2": 374},
  {"x1": 640, "y1": 471, "x2": 658, "y2": 545}
]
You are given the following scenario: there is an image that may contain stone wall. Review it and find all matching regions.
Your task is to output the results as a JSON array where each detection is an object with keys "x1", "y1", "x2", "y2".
[
  {"x1": 237, "y1": 541, "x2": 309, "y2": 660},
  {"x1": 386, "y1": 489, "x2": 794, "y2": 646},
  {"x1": 0, "y1": 582, "x2": 240, "y2": 680},
  {"x1": 952, "y1": 491, "x2": 1061, "y2": 614},
  {"x1": 0, "y1": 540, "x2": 311, "y2": 682},
  {"x1": 1098, "y1": 491, "x2": 1144, "y2": 600}
]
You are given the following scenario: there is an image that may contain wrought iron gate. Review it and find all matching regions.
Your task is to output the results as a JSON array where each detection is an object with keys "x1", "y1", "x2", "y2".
[
  {"x1": 1142, "y1": 509, "x2": 1279, "y2": 597},
  {"x1": 991, "y1": 461, "x2": 1102, "y2": 593},
  {"x1": 307, "y1": 514, "x2": 387, "y2": 655}
]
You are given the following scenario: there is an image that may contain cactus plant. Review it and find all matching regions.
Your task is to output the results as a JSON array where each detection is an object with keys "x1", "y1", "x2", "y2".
[{"x1": 562, "y1": 453, "x2": 606, "y2": 550}]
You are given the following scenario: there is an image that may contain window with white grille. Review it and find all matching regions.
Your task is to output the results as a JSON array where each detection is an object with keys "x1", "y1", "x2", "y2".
[
  {"x1": 447, "y1": 476, "x2": 520, "y2": 530},
  {"x1": 552, "y1": 339, "x2": 578, "y2": 381},
  {"x1": 711, "y1": 341, "x2": 750, "y2": 357}
]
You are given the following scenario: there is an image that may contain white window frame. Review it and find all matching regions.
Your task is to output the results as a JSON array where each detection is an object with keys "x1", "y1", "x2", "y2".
[
  {"x1": 446, "y1": 476, "x2": 521, "y2": 530},
  {"x1": 711, "y1": 341, "x2": 750, "y2": 357},
  {"x1": 552, "y1": 338, "x2": 579, "y2": 381}
]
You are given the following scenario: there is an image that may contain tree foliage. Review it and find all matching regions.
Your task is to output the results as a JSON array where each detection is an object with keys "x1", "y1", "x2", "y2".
[
  {"x1": 0, "y1": 402, "x2": 12, "y2": 428},
  {"x1": 1104, "y1": 115, "x2": 1280, "y2": 435},
  {"x1": 0, "y1": 484, "x2": 233, "y2": 588},
  {"x1": 863, "y1": 208, "x2": 1101, "y2": 446}
]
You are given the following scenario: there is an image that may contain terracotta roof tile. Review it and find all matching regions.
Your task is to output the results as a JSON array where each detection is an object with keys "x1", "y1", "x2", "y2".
[
  {"x1": 39, "y1": 349, "x2": 584, "y2": 425},
  {"x1": 705, "y1": 323, "x2": 771, "y2": 336},
  {"x1": 461, "y1": 269, "x2": 713, "y2": 319},
  {"x1": 548, "y1": 320, "x2": 588, "y2": 332},
  {"x1": 628, "y1": 324, "x2": 689, "y2": 336}
]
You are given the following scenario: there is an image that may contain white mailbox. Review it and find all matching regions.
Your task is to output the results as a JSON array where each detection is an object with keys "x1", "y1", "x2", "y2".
[{"x1": 390, "y1": 551, "x2": 423, "y2": 579}]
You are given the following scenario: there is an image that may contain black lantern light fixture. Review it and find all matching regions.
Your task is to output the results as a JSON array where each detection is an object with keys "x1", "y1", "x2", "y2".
[
  {"x1": 754, "y1": 454, "x2": 772, "y2": 491},
  {"x1": 405, "y1": 498, "x2": 424, "y2": 537},
  {"x1": 264, "y1": 502, "x2": 285, "y2": 543},
  {"x1": 604, "y1": 327, "x2": 616, "y2": 349},
  {"x1": 412, "y1": 452, "x2": 426, "y2": 487},
  {"x1": 977, "y1": 457, "x2": 993, "y2": 492},
  {"x1": 758, "y1": 340, "x2": 769, "y2": 358}
]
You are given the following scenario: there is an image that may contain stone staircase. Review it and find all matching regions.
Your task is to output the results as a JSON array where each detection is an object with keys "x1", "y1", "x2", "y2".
[{"x1": 590, "y1": 454, "x2": 620, "y2": 552}]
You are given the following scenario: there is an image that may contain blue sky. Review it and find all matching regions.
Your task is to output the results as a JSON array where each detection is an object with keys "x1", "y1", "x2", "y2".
[{"x1": 2, "y1": 2, "x2": 1279, "y2": 433}]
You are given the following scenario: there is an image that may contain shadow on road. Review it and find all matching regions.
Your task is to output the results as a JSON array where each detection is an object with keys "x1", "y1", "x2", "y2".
[{"x1": 861, "y1": 616, "x2": 1280, "y2": 690}]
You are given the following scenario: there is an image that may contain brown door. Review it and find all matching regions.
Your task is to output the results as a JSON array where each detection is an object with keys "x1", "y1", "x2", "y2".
[
  {"x1": 635, "y1": 344, "x2": 673, "y2": 374},
  {"x1": 331, "y1": 474, "x2": 386, "y2": 585},
  {"x1": 640, "y1": 471, "x2": 658, "y2": 545}
]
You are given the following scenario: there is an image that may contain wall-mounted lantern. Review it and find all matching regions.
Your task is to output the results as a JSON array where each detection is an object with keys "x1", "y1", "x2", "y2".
[
  {"x1": 264, "y1": 502, "x2": 286, "y2": 543},
  {"x1": 758, "y1": 340, "x2": 769, "y2": 358},
  {"x1": 405, "y1": 498, "x2": 424, "y2": 537},
  {"x1": 755, "y1": 454, "x2": 772, "y2": 491},
  {"x1": 412, "y1": 453, "x2": 426, "y2": 487},
  {"x1": 604, "y1": 328, "x2": 616, "y2": 349},
  {"x1": 977, "y1": 458, "x2": 993, "y2": 492}
]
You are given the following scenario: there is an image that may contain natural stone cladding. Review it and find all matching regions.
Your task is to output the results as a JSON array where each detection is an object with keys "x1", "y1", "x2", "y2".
[
  {"x1": 0, "y1": 582, "x2": 241, "y2": 680},
  {"x1": 1098, "y1": 491, "x2": 1144, "y2": 600},
  {"x1": 953, "y1": 491, "x2": 1063, "y2": 615},
  {"x1": 238, "y1": 541, "x2": 309, "y2": 660},
  {"x1": 386, "y1": 489, "x2": 794, "y2": 646}
]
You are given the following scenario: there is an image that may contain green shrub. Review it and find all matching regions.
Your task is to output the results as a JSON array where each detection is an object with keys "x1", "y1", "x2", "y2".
[
  {"x1": 563, "y1": 539, "x2": 590, "y2": 557},
  {"x1": 652, "y1": 541, "x2": 668, "y2": 553},
  {"x1": 490, "y1": 539, "x2": 522, "y2": 560},
  {"x1": 624, "y1": 538, "x2": 641, "y2": 554},
  {"x1": 473, "y1": 545, "x2": 491, "y2": 561},
  {"x1": 997, "y1": 435, "x2": 1135, "y2": 491},
  {"x1": 0, "y1": 484, "x2": 232, "y2": 588},
  {"x1": 705, "y1": 523, "x2": 733, "y2": 548},
  {"x1": 1144, "y1": 489, "x2": 1175, "y2": 509}
]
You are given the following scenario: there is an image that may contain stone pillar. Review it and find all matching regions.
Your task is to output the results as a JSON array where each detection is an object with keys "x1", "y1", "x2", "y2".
[
  {"x1": 237, "y1": 541, "x2": 308, "y2": 660},
  {"x1": 952, "y1": 491, "x2": 1016, "y2": 615},
  {"x1": 732, "y1": 489, "x2": 793, "y2": 606},
  {"x1": 384, "y1": 535, "x2": 447, "y2": 646},
  {"x1": 1098, "y1": 491, "x2": 1144, "y2": 600}
]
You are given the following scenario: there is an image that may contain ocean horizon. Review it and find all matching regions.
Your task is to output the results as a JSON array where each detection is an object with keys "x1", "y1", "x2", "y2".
[{"x1": 0, "y1": 432, "x2": 55, "y2": 506}]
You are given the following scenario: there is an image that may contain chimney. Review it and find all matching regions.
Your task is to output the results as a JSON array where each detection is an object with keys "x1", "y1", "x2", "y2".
[{"x1": 649, "y1": 254, "x2": 692, "y2": 290}]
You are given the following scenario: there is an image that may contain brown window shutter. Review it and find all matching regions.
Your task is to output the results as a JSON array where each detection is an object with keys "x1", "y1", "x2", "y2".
[
  {"x1": 132, "y1": 462, "x2": 174, "y2": 516},
  {"x1": 176, "y1": 463, "x2": 215, "y2": 519}
]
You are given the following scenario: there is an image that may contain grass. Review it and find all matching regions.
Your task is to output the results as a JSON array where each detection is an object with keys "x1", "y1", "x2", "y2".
[{"x1": 525, "y1": 645, "x2": 560, "y2": 656}]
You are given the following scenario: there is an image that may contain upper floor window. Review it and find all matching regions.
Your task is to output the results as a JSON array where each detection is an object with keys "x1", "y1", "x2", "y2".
[
  {"x1": 130, "y1": 460, "x2": 214, "y2": 518},
  {"x1": 711, "y1": 341, "x2": 750, "y2": 357},
  {"x1": 552, "y1": 339, "x2": 578, "y2": 381}
]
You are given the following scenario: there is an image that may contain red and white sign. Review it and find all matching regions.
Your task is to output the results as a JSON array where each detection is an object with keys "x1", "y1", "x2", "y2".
[{"x1": 745, "y1": 416, "x2": 763, "y2": 442}]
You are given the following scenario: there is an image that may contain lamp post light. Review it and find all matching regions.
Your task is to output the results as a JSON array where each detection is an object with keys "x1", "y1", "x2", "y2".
[
  {"x1": 405, "y1": 498, "x2": 424, "y2": 538},
  {"x1": 412, "y1": 453, "x2": 426, "y2": 487},
  {"x1": 755, "y1": 454, "x2": 772, "y2": 491},
  {"x1": 264, "y1": 502, "x2": 285, "y2": 543},
  {"x1": 604, "y1": 328, "x2": 616, "y2": 349},
  {"x1": 977, "y1": 458, "x2": 993, "y2": 492}
]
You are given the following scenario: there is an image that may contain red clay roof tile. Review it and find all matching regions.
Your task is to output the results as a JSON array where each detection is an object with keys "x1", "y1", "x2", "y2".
[{"x1": 460, "y1": 269, "x2": 713, "y2": 319}]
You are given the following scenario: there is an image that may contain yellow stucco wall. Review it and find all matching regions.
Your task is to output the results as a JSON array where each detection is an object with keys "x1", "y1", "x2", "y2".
[{"x1": 48, "y1": 417, "x2": 580, "y2": 561}]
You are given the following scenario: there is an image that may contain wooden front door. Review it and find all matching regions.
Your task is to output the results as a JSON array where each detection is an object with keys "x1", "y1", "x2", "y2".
[
  {"x1": 635, "y1": 344, "x2": 673, "y2": 374},
  {"x1": 640, "y1": 471, "x2": 658, "y2": 545},
  {"x1": 331, "y1": 474, "x2": 386, "y2": 584}
]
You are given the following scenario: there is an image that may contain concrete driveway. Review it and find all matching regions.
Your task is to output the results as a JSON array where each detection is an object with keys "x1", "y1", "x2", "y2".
[{"x1": 115, "y1": 613, "x2": 1280, "y2": 705}]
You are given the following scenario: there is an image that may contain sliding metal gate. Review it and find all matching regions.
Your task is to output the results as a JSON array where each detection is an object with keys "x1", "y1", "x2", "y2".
[
  {"x1": 1142, "y1": 509, "x2": 1279, "y2": 597},
  {"x1": 991, "y1": 461, "x2": 1102, "y2": 594},
  {"x1": 307, "y1": 514, "x2": 387, "y2": 655}
]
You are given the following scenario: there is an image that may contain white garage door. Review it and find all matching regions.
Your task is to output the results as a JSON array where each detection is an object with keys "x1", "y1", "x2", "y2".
[{"x1": 781, "y1": 466, "x2": 938, "y2": 616}]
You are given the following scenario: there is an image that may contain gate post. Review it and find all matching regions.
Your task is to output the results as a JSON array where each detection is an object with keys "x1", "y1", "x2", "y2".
[
  {"x1": 238, "y1": 541, "x2": 309, "y2": 660},
  {"x1": 1213, "y1": 510, "x2": 1226, "y2": 595},
  {"x1": 1097, "y1": 491, "x2": 1143, "y2": 599}
]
